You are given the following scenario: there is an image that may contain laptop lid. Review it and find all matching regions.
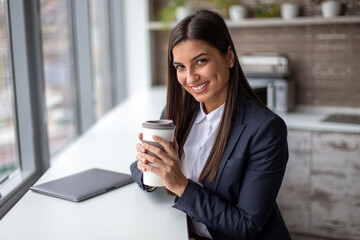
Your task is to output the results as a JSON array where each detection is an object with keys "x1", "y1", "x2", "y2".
[{"x1": 30, "y1": 168, "x2": 134, "y2": 202}]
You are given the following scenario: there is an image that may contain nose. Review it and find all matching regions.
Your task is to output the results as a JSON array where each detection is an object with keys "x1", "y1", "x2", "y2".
[{"x1": 186, "y1": 67, "x2": 199, "y2": 85}]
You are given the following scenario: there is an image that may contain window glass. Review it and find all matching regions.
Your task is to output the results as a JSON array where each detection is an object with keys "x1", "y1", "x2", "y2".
[
  {"x1": 40, "y1": 0, "x2": 78, "y2": 155},
  {"x1": 0, "y1": 0, "x2": 19, "y2": 178},
  {"x1": 89, "y1": 0, "x2": 113, "y2": 119}
]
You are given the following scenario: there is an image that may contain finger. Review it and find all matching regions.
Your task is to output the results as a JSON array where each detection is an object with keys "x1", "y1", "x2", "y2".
[
  {"x1": 137, "y1": 160, "x2": 147, "y2": 172},
  {"x1": 141, "y1": 142, "x2": 168, "y2": 161},
  {"x1": 135, "y1": 143, "x2": 146, "y2": 153},
  {"x1": 143, "y1": 162, "x2": 162, "y2": 177},
  {"x1": 136, "y1": 153, "x2": 148, "y2": 164},
  {"x1": 140, "y1": 152, "x2": 164, "y2": 169},
  {"x1": 153, "y1": 135, "x2": 178, "y2": 160},
  {"x1": 138, "y1": 132, "x2": 143, "y2": 141},
  {"x1": 135, "y1": 143, "x2": 140, "y2": 151},
  {"x1": 152, "y1": 135, "x2": 175, "y2": 155}
]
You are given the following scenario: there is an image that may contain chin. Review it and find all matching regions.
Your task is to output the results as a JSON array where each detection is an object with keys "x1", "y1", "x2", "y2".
[
  {"x1": 186, "y1": 89, "x2": 210, "y2": 103},
  {"x1": 193, "y1": 95, "x2": 208, "y2": 104}
]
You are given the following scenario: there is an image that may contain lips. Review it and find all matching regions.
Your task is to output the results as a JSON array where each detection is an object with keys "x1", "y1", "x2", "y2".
[{"x1": 191, "y1": 82, "x2": 209, "y2": 93}]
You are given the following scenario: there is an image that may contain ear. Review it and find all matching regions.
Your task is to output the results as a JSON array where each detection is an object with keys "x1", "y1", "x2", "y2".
[{"x1": 226, "y1": 46, "x2": 235, "y2": 68}]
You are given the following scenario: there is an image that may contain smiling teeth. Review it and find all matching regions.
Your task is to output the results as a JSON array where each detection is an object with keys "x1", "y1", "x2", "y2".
[{"x1": 192, "y1": 83, "x2": 208, "y2": 91}]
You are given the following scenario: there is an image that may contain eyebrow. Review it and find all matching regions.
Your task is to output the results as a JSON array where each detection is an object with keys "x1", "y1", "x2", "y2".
[{"x1": 173, "y1": 53, "x2": 209, "y2": 65}]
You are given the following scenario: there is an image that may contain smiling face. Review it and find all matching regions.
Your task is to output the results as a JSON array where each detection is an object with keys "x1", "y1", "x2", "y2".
[{"x1": 172, "y1": 39, "x2": 234, "y2": 114}]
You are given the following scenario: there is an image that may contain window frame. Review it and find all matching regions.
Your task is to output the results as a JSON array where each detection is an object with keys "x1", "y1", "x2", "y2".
[
  {"x1": 0, "y1": 0, "x2": 42, "y2": 217},
  {"x1": 72, "y1": 0, "x2": 95, "y2": 134},
  {"x1": 0, "y1": 0, "x2": 126, "y2": 219},
  {"x1": 109, "y1": 0, "x2": 126, "y2": 104}
]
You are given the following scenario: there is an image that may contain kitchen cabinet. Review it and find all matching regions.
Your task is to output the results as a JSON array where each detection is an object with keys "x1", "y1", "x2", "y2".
[
  {"x1": 278, "y1": 130, "x2": 360, "y2": 239},
  {"x1": 278, "y1": 130, "x2": 311, "y2": 234},
  {"x1": 310, "y1": 132, "x2": 360, "y2": 239}
]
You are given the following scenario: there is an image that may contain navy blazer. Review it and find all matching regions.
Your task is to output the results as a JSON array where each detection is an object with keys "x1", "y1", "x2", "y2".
[{"x1": 131, "y1": 91, "x2": 291, "y2": 240}]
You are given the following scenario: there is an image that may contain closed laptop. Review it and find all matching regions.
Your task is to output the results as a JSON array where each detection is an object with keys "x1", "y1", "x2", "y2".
[{"x1": 30, "y1": 168, "x2": 134, "y2": 202}]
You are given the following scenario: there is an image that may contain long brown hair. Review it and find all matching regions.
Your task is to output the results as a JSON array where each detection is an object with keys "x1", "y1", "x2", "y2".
[{"x1": 166, "y1": 10, "x2": 261, "y2": 183}]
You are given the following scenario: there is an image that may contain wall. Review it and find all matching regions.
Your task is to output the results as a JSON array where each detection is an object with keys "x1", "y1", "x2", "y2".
[{"x1": 123, "y1": 0, "x2": 152, "y2": 97}]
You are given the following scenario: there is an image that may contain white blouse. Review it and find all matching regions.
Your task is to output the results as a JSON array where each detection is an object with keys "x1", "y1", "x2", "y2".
[{"x1": 181, "y1": 103, "x2": 225, "y2": 239}]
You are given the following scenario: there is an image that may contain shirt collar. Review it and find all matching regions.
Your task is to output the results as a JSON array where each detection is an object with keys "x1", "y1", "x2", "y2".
[{"x1": 194, "y1": 103, "x2": 225, "y2": 125}]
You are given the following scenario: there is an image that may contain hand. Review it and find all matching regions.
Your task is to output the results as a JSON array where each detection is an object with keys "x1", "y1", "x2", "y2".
[
  {"x1": 135, "y1": 133, "x2": 152, "y2": 174},
  {"x1": 135, "y1": 134, "x2": 188, "y2": 197}
]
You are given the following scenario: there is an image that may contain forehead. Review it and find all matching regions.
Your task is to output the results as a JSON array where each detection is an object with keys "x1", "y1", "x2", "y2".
[{"x1": 172, "y1": 39, "x2": 219, "y2": 60}]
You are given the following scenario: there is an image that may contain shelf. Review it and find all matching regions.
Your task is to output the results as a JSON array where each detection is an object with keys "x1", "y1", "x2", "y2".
[{"x1": 148, "y1": 16, "x2": 360, "y2": 30}]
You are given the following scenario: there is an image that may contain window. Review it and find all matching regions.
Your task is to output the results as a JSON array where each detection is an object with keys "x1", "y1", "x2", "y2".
[
  {"x1": 0, "y1": 0, "x2": 19, "y2": 179},
  {"x1": 1, "y1": 0, "x2": 38, "y2": 214},
  {"x1": 40, "y1": 0, "x2": 78, "y2": 155},
  {"x1": 89, "y1": 0, "x2": 113, "y2": 119},
  {"x1": 0, "y1": 0, "x2": 125, "y2": 218}
]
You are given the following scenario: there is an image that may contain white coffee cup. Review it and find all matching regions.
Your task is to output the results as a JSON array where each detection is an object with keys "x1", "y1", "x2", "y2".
[{"x1": 141, "y1": 120, "x2": 176, "y2": 187}]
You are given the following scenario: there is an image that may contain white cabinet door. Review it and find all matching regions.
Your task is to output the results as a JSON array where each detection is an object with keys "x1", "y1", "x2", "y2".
[
  {"x1": 310, "y1": 132, "x2": 360, "y2": 239},
  {"x1": 278, "y1": 130, "x2": 311, "y2": 233}
]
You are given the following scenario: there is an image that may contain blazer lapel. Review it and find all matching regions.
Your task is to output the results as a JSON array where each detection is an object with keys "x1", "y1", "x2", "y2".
[
  {"x1": 210, "y1": 123, "x2": 246, "y2": 191},
  {"x1": 204, "y1": 90, "x2": 248, "y2": 191}
]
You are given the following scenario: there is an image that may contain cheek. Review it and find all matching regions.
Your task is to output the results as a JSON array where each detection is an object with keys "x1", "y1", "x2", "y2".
[
  {"x1": 214, "y1": 64, "x2": 230, "y2": 83},
  {"x1": 176, "y1": 72, "x2": 186, "y2": 86},
  {"x1": 202, "y1": 61, "x2": 224, "y2": 79},
  {"x1": 220, "y1": 70, "x2": 230, "y2": 83},
  {"x1": 197, "y1": 67, "x2": 210, "y2": 77}
]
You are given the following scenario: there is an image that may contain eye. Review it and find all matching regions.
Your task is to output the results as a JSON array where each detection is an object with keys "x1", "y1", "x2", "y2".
[
  {"x1": 174, "y1": 64, "x2": 185, "y2": 71},
  {"x1": 196, "y1": 59, "x2": 207, "y2": 65}
]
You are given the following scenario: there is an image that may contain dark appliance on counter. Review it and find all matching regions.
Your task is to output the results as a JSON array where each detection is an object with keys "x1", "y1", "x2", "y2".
[{"x1": 240, "y1": 54, "x2": 295, "y2": 112}]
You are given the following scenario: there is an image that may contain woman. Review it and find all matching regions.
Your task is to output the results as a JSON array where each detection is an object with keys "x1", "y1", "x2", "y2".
[{"x1": 131, "y1": 10, "x2": 291, "y2": 240}]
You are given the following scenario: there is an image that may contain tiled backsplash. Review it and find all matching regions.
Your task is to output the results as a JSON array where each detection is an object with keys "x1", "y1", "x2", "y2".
[
  {"x1": 150, "y1": 0, "x2": 360, "y2": 108},
  {"x1": 230, "y1": 24, "x2": 360, "y2": 108}
]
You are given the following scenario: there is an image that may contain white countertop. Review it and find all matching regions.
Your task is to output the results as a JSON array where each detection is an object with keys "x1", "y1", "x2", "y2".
[
  {"x1": 0, "y1": 86, "x2": 187, "y2": 240},
  {"x1": 279, "y1": 105, "x2": 360, "y2": 133}
]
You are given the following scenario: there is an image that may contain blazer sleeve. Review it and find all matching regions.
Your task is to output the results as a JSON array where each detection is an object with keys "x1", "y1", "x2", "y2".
[
  {"x1": 130, "y1": 161, "x2": 147, "y2": 191},
  {"x1": 173, "y1": 115, "x2": 288, "y2": 240}
]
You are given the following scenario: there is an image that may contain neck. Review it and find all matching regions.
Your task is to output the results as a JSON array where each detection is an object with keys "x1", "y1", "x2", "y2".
[{"x1": 202, "y1": 102, "x2": 225, "y2": 114}]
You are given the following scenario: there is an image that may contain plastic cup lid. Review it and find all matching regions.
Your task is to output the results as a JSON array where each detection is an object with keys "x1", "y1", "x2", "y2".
[{"x1": 142, "y1": 120, "x2": 176, "y2": 130}]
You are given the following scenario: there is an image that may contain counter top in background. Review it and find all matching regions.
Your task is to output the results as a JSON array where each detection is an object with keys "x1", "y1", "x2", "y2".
[
  {"x1": 279, "y1": 105, "x2": 360, "y2": 133},
  {"x1": 0, "y1": 86, "x2": 187, "y2": 240}
]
